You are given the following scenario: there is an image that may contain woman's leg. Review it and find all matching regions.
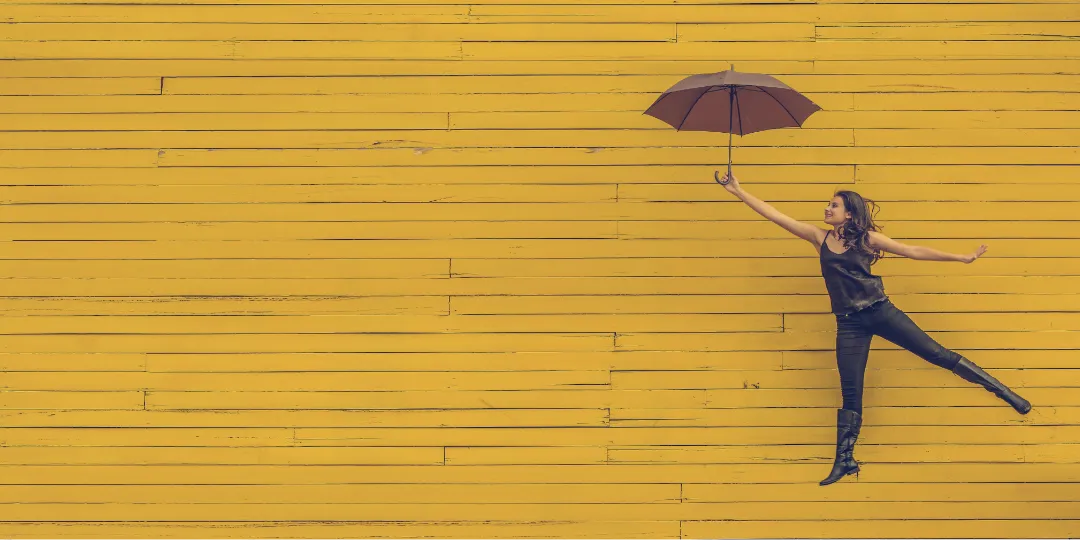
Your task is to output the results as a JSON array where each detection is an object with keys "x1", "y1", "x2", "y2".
[
  {"x1": 822, "y1": 316, "x2": 873, "y2": 486},
  {"x1": 835, "y1": 316, "x2": 874, "y2": 416},
  {"x1": 867, "y1": 301, "x2": 962, "y2": 370},
  {"x1": 869, "y1": 301, "x2": 1030, "y2": 414}
]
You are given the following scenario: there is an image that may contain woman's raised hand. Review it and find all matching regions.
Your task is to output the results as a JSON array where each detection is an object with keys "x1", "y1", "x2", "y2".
[{"x1": 963, "y1": 244, "x2": 989, "y2": 264}]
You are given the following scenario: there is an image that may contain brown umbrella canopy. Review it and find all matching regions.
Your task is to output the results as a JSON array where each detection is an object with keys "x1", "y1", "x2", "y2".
[{"x1": 643, "y1": 67, "x2": 821, "y2": 182}]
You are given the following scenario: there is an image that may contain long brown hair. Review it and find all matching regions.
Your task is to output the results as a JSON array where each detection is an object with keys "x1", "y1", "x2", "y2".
[{"x1": 834, "y1": 190, "x2": 885, "y2": 265}]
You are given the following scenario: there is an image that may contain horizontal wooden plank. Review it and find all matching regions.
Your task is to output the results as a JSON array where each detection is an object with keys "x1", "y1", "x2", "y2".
[
  {"x1": 856, "y1": 94, "x2": 1080, "y2": 111},
  {"x1": 148, "y1": 389, "x2": 708, "y2": 410},
  {"x1": 160, "y1": 74, "x2": 1080, "y2": 95},
  {"x1": 0, "y1": 222, "x2": 620, "y2": 241},
  {"x1": 705, "y1": 387, "x2": 1080, "y2": 408},
  {"x1": 607, "y1": 406, "x2": 1075, "y2": 427},
  {"x1": 469, "y1": 4, "x2": 1074, "y2": 23},
  {"x1": 0, "y1": 333, "x2": 615, "y2": 354},
  {"x1": 453, "y1": 293, "x2": 1080, "y2": 315},
  {"x1": 0, "y1": 406, "x2": 1068, "y2": 429},
  {"x1": 857, "y1": 163, "x2": 1080, "y2": 183},
  {"x1": 1, "y1": 128, "x2": 1076, "y2": 151},
  {"x1": 0, "y1": 446, "x2": 446, "y2": 466},
  {"x1": 0, "y1": 296, "x2": 450, "y2": 316},
  {"x1": 141, "y1": 387, "x2": 1072, "y2": 410},
  {"x1": 611, "y1": 443, "x2": 1037, "y2": 464},
  {"x1": 0, "y1": 409, "x2": 609, "y2": 428},
  {"x1": 6, "y1": 501, "x2": 1080, "y2": 521},
  {"x1": 0, "y1": 77, "x2": 161, "y2": 96},
  {"x1": 137, "y1": 349, "x2": 1080, "y2": 373},
  {"x1": 0, "y1": 370, "x2": 612, "y2": 391},
  {"x1": 0, "y1": 428, "x2": 294, "y2": 447},
  {"x1": 3, "y1": 5, "x2": 472, "y2": 23},
  {"x1": 612, "y1": 367, "x2": 1071, "y2": 390},
  {"x1": 0, "y1": 185, "x2": 617, "y2": 204},
  {"x1": 451, "y1": 258, "x2": 1080, "y2": 278},
  {"x1": 677, "y1": 22, "x2": 815, "y2": 42},
  {"x1": 2, "y1": 461, "x2": 1079, "y2": 483},
  {"x1": 0, "y1": 221, "x2": 620, "y2": 241},
  {"x1": 0, "y1": 41, "x2": 463, "y2": 60},
  {"x1": 687, "y1": 520, "x2": 1080, "y2": 539},
  {"x1": 783, "y1": 312, "x2": 1080, "y2": 332},
  {"x1": 0, "y1": 366, "x2": 1070, "y2": 392},
  {"x1": 6, "y1": 59, "x2": 1075, "y2": 79},
  {"x1": 2, "y1": 218, "x2": 1080, "y2": 244},
  {"x1": 614, "y1": 330, "x2": 1080, "y2": 352},
  {"x1": 1, "y1": 238, "x2": 1078, "y2": 258},
  {"x1": 0, "y1": 260, "x2": 449, "y2": 278},
  {"x1": 0, "y1": 351, "x2": 759, "y2": 374},
  {"x1": 0, "y1": 164, "x2": 1072, "y2": 186},
  {"x1": 0, "y1": 352, "x2": 146, "y2": 371},
  {"x1": 817, "y1": 22, "x2": 1080, "y2": 41},
  {"x1": 0, "y1": 391, "x2": 144, "y2": 409},
  {"x1": 0, "y1": 22, "x2": 677, "y2": 42},
  {"x1": 0, "y1": 483, "x2": 678, "y2": 503},
  {"x1": 620, "y1": 183, "x2": 1080, "y2": 202},
  {"x1": 0, "y1": 112, "x2": 447, "y2": 130},
  {"x1": 147, "y1": 147, "x2": 1080, "y2": 167},
  {"x1": 463, "y1": 41, "x2": 1080, "y2": 61},
  {"x1": 1, "y1": 259, "x2": 450, "y2": 278},
  {"x1": 0, "y1": 348, "x2": 1064, "y2": 375},
  {"x1": 294, "y1": 427, "x2": 1080, "y2": 447},
  {"x1": 816, "y1": 3, "x2": 1080, "y2": 23},
  {"x1": 445, "y1": 446, "x2": 608, "y2": 465},
  {"x1": 0, "y1": 311, "x2": 1072, "y2": 336},
  {"x1": 622, "y1": 221, "x2": 1080, "y2": 240},
  {"x1": 0, "y1": 149, "x2": 156, "y2": 167},
  {"x1": 782, "y1": 349, "x2": 1076, "y2": 370},
  {"x1": 0, "y1": 0, "x2": 812, "y2": 4},
  {"x1": 5, "y1": 241, "x2": 1080, "y2": 262},
  {"x1": 451, "y1": 110, "x2": 1080, "y2": 129},
  {"x1": 0, "y1": 127, "x2": 857, "y2": 148},
  {"x1": 4, "y1": 92, "x2": 707, "y2": 113},
  {"x1": 0, "y1": 314, "x2": 782, "y2": 335},
  {"x1": 853, "y1": 128, "x2": 1080, "y2": 145},
  {"x1": 561, "y1": 444, "x2": 1080, "y2": 466},
  {"x1": 685, "y1": 480, "x2": 1080, "y2": 502},
  {"x1": 1, "y1": 521, "x2": 677, "y2": 539},
  {"x1": 14, "y1": 275, "x2": 1080, "y2": 298}
]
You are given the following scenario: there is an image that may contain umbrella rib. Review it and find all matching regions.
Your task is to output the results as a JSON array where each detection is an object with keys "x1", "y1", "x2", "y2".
[
  {"x1": 675, "y1": 87, "x2": 714, "y2": 131},
  {"x1": 759, "y1": 86, "x2": 802, "y2": 127},
  {"x1": 643, "y1": 91, "x2": 672, "y2": 115}
]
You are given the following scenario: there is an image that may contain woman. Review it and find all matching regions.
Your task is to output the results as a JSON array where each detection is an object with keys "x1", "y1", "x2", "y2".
[{"x1": 717, "y1": 172, "x2": 1031, "y2": 486}]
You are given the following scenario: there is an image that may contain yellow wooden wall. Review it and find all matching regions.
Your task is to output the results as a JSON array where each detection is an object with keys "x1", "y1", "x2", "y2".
[{"x1": 1, "y1": 0, "x2": 1079, "y2": 537}]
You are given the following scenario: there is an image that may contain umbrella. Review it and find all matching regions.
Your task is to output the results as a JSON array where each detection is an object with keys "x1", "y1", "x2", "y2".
[{"x1": 642, "y1": 65, "x2": 821, "y2": 185}]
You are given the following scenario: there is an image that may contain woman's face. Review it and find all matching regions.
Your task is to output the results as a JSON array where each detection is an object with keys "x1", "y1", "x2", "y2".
[{"x1": 824, "y1": 196, "x2": 851, "y2": 226}]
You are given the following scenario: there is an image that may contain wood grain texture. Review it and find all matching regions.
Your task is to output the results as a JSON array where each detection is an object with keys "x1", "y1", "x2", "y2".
[{"x1": 0, "y1": 0, "x2": 1078, "y2": 538}]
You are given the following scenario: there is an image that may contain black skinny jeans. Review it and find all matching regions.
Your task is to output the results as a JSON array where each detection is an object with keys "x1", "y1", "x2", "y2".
[{"x1": 835, "y1": 298, "x2": 963, "y2": 415}]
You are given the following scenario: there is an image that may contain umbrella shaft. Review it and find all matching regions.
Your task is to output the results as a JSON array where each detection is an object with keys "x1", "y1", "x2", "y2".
[{"x1": 728, "y1": 88, "x2": 734, "y2": 172}]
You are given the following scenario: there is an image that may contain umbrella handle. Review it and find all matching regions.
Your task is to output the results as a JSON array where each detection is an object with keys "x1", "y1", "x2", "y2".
[{"x1": 714, "y1": 168, "x2": 730, "y2": 185}]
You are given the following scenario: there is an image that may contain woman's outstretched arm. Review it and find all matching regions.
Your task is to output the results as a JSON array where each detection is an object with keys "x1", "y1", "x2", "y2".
[
  {"x1": 868, "y1": 230, "x2": 988, "y2": 263},
  {"x1": 718, "y1": 171, "x2": 824, "y2": 245}
]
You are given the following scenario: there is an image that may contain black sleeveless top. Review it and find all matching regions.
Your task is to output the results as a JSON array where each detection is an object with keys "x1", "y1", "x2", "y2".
[{"x1": 819, "y1": 231, "x2": 888, "y2": 316}]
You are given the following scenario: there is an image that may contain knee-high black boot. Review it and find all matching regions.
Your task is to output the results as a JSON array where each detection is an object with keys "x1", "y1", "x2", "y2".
[
  {"x1": 951, "y1": 357, "x2": 1031, "y2": 414},
  {"x1": 820, "y1": 408, "x2": 861, "y2": 486}
]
